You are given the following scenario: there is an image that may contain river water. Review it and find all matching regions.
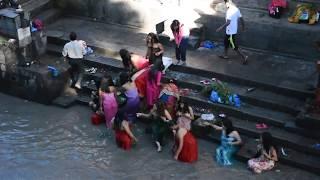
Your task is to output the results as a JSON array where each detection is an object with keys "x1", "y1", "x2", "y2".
[{"x1": 0, "y1": 93, "x2": 318, "y2": 180}]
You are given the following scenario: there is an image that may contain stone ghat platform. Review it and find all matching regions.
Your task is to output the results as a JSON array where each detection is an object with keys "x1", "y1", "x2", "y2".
[{"x1": 43, "y1": 17, "x2": 320, "y2": 174}]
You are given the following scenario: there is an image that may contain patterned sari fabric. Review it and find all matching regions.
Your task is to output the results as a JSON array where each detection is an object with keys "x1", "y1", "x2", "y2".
[
  {"x1": 159, "y1": 83, "x2": 179, "y2": 118},
  {"x1": 248, "y1": 156, "x2": 275, "y2": 174},
  {"x1": 215, "y1": 131, "x2": 239, "y2": 166}
]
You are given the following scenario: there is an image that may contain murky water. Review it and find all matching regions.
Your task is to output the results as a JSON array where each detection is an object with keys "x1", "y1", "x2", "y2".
[{"x1": 0, "y1": 93, "x2": 318, "y2": 180}]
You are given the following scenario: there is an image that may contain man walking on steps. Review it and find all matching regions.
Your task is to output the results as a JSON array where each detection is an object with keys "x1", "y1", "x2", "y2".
[
  {"x1": 216, "y1": 0, "x2": 248, "y2": 65},
  {"x1": 62, "y1": 32, "x2": 85, "y2": 89}
]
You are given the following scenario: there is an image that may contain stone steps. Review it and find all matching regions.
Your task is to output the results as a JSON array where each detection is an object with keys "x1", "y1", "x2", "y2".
[
  {"x1": 46, "y1": 35, "x2": 314, "y2": 100},
  {"x1": 34, "y1": 8, "x2": 61, "y2": 25},
  {"x1": 20, "y1": 0, "x2": 61, "y2": 26},
  {"x1": 46, "y1": 45, "x2": 318, "y2": 148},
  {"x1": 198, "y1": 4, "x2": 320, "y2": 59},
  {"x1": 234, "y1": 135, "x2": 320, "y2": 175},
  {"x1": 21, "y1": 0, "x2": 51, "y2": 17},
  {"x1": 163, "y1": 71, "x2": 303, "y2": 115},
  {"x1": 46, "y1": 45, "x2": 320, "y2": 173},
  {"x1": 79, "y1": 71, "x2": 320, "y2": 158}
]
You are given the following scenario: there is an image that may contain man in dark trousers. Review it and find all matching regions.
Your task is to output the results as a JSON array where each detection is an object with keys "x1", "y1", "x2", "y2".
[
  {"x1": 62, "y1": 32, "x2": 85, "y2": 89},
  {"x1": 216, "y1": 0, "x2": 248, "y2": 65}
]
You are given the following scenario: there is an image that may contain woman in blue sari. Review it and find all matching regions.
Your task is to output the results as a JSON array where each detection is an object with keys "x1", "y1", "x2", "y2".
[{"x1": 210, "y1": 118, "x2": 242, "y2": 166}]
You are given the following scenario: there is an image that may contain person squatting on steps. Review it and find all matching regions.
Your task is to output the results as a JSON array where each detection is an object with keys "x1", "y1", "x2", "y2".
[
  {"x1": 248, "y1": 132, "x2": 278, "y2": 174},
  {"x1": 216, "y1": 0, "x2": 248, "y2": 65},
  {"x1": 62, "y1": 32, "x2": 86, "y2": 89}
]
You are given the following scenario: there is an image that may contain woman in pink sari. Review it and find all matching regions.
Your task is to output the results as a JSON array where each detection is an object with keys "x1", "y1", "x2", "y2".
[
  {"x1": 100, "y1": 75, "x2": 118, "y2": 128},
  {"x1": 146, "y1": 61, "x2": 164, "y2": 110}
]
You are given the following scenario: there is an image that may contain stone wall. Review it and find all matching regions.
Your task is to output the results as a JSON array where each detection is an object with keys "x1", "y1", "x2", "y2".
[{"x1": 53, "y1": 0, "x2": 320, "y2": 59}]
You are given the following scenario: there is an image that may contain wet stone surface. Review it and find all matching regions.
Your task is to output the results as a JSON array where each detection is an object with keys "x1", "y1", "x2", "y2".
[{"x1": 0, "y1": 93, "x2": 318, "y2": 180}]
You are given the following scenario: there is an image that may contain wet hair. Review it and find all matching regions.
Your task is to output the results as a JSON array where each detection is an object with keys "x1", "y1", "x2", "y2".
[
  {"x1": 222, "y1": 118, "x2": 234, "y2": 135},
  {"x1": 113, "y1": 110, "x2": 127, "y2": 131},
  {"x1": 146, "y1": 33, "x2": 153, "y2": 45},
  {"x1": 170, "y1": 20, "x2": 180, "y2": 33},
  {"x1": 147, "y1": 32, "x2": 160, "y2": 44},
  {"x1": 261, "y1": 132, "x2": 275, "y2": 153},
  {"x1": 69, "y1": 32, "x2": 77, "y2": 41},
  {"x1": 119, "y1": 72, "x2": 131, "y2": 85},
  {"x1": 119, "y1": 49, "x2": 132, "y2": 69},
  {"x1": 100, "y1": 75, "x2": 114, "y2": 93},
  {"x1": 177, "y1": 99, "x2": 190, "y2": 114},
  {"x1": 155, "y1": 101, "x2": 166, "y2": 117}
]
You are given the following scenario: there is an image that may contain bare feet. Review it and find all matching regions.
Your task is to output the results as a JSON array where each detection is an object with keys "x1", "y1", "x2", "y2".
[{"x1": 242, "y1": 56, "x2": 248, "y2": 65}]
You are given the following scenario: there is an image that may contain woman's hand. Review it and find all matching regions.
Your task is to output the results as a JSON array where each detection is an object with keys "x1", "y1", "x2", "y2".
[
  {"x1": 133, "y1": 137, "x2": 138, "y2": 143},
  {"x1": 136, "y1": 113, "x2": 143, "y2": 117},
  {"x1": 174, "y1": 154, "x2": 179, "y2": 160}
]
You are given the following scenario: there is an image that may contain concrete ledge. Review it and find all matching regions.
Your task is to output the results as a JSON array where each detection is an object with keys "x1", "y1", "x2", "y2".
[{"x1": 46, "y1": 35, "x2": 314, "y2": 100}]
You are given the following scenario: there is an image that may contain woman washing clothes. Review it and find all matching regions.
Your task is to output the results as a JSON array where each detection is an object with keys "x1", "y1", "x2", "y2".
[
  {"x1": 137, "y1": 101, "x2": 172, "y2": 152},
  {"x1": 207, "y1": 118, "x2": 242, "y2": 166}
]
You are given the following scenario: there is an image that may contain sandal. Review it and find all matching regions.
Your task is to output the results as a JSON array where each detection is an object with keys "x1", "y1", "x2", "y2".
[
  {"x1": 218, "y1": 55, "x2": 229, "y2": 59},
  {"x1": 256, "y1": 123, "x2": 268, "y2": 129},
  {"x1": 200, "y1": 80, "x2": 211, "y2": 85}
]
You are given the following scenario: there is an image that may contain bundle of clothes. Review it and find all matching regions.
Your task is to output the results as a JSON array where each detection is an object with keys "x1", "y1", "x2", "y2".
[
  {"x1": 268, "y1": 0, "x2": 320, "y2": 25},
  {"x1": 268, "y1": 0, "x2": 288, "y2": 18},
  {"x1": 288, "y1": 3, "x2": 319, "y2": 25}
]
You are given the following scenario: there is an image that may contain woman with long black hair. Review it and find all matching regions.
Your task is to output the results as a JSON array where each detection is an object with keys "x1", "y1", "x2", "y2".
[
  {"x1": 248, "y1": 132, "x2": 278, "y2": 173},
  {"x1": 171, "y1": 20, "x2": 189, "y2": 65},
  {"x1": 137, "y1": 101, "x2": 172, "y2": 152},
  {"x1": 145, "y1": 32, "x2": 164, "y2": 65},
  {"x1": 118, "y1": 72, "x2": 140, "y2": 123},
  {"x1": 210, "y1": 118, "x2": 242, "y2": 166}
]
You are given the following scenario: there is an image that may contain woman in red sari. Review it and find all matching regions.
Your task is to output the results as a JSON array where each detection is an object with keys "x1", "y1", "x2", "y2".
[
  {"x1": 113, "y1": 111, "x2": 138, "y2": 150},
  {"x1": 174, "y1": 127, "x2": 198, "y2": 163}
]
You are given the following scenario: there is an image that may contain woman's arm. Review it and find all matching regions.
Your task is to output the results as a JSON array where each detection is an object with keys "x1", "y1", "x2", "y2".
[
  {"x1": 262, "y1": 147, "x2": 278, "y2": 161},
  {"x1": 155, "y1": 43, "x2": 164, "y2": 56},
  {"x1": 209, "y1": 124, "x2": 223, "y2": 131},
  {"x1": 188, "y1": 106, "x2": 195, "y2": 120},
  {"x1": 264, "y1": 147, "x2": 278, "y2": 161},
  {"x1": 164, "y1": 110, "x2": 173, "y2": 121},
  {"x1": 136, "y1": 112, "x2": 151, "y2": 119},
  {"x1": 123, "y1": 121, "x2": 138, "y2": 142},
  {"x1": 229, "y1": 131, "x2": 242, "y2": 145}
]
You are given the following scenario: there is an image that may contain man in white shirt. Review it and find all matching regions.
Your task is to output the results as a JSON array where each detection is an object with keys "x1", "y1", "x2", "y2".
[
  {"x1": 62, "y1": 32, "x2": 85, "y2": 89},
  {"x1": 216, "y1": 0, "x2": 248, "y2": 65}
]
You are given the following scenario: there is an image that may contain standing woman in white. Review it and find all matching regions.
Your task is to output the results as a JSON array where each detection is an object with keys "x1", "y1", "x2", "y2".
[{"x1": 216, "y1": 0, "x2": 248, "y2": 65}]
